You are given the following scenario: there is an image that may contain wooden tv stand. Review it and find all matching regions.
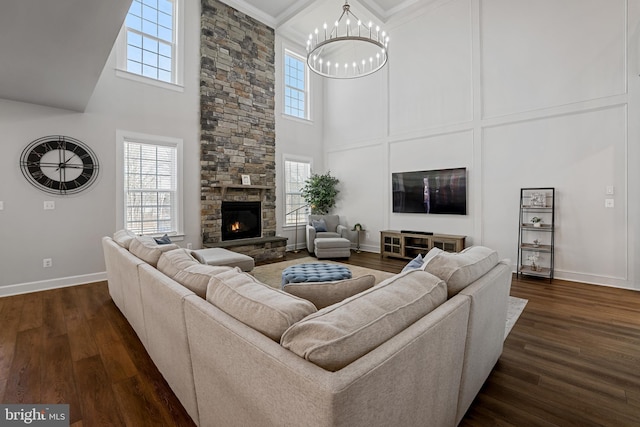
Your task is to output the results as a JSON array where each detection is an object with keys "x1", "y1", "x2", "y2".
[{"x1": 380, "y1": 230, "x2": 466, "y2": 259}]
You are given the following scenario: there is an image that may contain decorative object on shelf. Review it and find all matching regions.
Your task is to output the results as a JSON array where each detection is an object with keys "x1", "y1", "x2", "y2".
[
  {"x1": 305, "y1": 1, "x2": 389, "y2": 79},
  {"x1": 531, "y1": 192, "x2": 546, "y2": 207},
  {"x1": 352, "y1": 223, "x2": 364, "y2": 253},
  {"x1": 301, "y1": 171, "x2": 340, "y2": 214},
  {"x1": 532, "y1": 239, "x2": 540, "y2": 248},
  {"x1": 241, "y1": 174, "x2": 251, "y2": 185},
  {"x1": 286, "y1": 204, "x2": 310, "y2": 253},
  {"x1": 527, "y1": 254, "x2": 539, "y2": 271},
  {"x1": 20, "y1": 135, "x2": 99, "y2": 195},
  {"x1": 531, "y1": 216, "x2": 542, "y2": 227}
]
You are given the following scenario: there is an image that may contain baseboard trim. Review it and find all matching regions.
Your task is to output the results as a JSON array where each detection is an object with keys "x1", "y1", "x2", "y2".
[{"x1": 0, "y1": 272, "x2": 108, "y2": 297}]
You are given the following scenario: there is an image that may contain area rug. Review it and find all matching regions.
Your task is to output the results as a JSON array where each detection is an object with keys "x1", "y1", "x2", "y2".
[{"x1": 251, "y1": 257, "x2": 527, "y2": 340}]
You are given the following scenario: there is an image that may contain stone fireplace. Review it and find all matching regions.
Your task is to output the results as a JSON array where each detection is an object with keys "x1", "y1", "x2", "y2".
[{"x1": 199, "y1": 0, "x2": 286, "y2": 262}]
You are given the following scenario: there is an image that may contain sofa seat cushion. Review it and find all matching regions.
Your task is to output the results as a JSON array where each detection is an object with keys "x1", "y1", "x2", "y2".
[
  {"x1": 282, "y1": 274, "x2": 375, "y2": 309},
  {"x1": 424, "y1": 246, "x2": 499, "y2": 298},
  {"x1": 207, "y1": 269, "x2": 317, "y2": 342},
  {"x1": 281, "y1": 269, "x2": 447, "y2": 371},
  {"x1": 158, "y1": 248, "x2": 233, "y2": 298},
  {"x1": 129, "y1": 236, "x2": 180, "y2": 267}
]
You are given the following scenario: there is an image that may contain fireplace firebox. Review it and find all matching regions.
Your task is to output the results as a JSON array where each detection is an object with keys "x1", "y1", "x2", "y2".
[{"x1": 221, "y1": 201, "x2": 261, "y2": 241}]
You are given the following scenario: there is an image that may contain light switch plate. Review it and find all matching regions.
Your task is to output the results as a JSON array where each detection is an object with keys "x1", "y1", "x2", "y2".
[
  {"x1": 0, "y1": 201, "x2": 3, "y2": 210},
  {"x1": 606, "y1": 186, "x2": 614, "y2": 195}
]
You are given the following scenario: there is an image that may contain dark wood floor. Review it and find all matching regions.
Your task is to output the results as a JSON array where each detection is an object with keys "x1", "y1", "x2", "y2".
[{"x1": 1, "y1": 251, "x2": 639, "y2": 426}]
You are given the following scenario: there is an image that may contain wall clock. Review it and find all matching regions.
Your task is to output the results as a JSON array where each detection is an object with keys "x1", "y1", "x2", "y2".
[{"x1": 20, "y1": 135, "x2": 99, "y2": 195}]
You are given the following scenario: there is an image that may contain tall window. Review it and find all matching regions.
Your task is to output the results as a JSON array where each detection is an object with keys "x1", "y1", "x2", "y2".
[
  {"x1": 123, "y1": 138, "x2": 180, "y2": 235},
  {"x1": 284, "y1": 51, "x2": 308, "y2": 119},
  {"x1": 284, "y1": 159, "x2": 311, "y2": 226},
  {"x1": 124, "y1": 0, "x2": 176, "y2": 83}
]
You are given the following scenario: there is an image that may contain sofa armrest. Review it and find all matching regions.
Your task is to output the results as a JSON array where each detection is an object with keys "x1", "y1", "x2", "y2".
[
  {"x1": 336, "y1": 224, "x2": 348, "y2": 239},
  {"x1": 306, "y1": 224, "x2": 316, "y2": 253}
]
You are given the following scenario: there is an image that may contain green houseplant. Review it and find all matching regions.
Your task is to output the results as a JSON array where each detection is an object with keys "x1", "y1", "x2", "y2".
[{"x1": 301, "y1": 171, "x2": 340, "y2": 214}]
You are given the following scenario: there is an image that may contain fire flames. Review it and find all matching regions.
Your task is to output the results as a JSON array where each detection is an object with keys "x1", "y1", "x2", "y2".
[{"x1": 231, "y1": 222, "x2": 241, "y2": 232}]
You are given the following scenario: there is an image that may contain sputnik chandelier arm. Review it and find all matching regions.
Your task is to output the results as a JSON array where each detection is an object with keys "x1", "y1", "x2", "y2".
[{"x1": 306, "y1": 1, "x2": 389, "y2": 79}]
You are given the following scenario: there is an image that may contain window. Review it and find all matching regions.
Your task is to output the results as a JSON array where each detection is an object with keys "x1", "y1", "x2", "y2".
[
  {"x1": 284, "y1": 158, "x2": 311, "y2": 226},
  {"x1": 124, "y1": 0, "x2": 176, "y2": 83},
  {"x1": 117, "y1": 131, "x2": 183, "y2": 236},
  {"x1": 284, "y1": 51, "x2": 308, "y2": 119}
]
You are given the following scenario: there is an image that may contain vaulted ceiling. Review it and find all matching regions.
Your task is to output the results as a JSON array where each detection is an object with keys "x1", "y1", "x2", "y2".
[{"x1": 0, "y1": 0, "x2": 425, "y2": 112}]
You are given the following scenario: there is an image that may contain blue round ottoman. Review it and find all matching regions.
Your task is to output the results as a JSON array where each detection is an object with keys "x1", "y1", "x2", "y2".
[{"x1": 281, "y1": 263, "x2": 352, "y2": 287}]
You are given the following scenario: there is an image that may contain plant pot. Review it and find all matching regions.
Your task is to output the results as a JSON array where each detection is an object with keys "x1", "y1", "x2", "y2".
[{"x1": 533, "y1": 223, "x2": 541, "y2": 228}]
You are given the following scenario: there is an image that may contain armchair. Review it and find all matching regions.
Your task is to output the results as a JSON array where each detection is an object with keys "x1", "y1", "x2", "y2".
[{"x1": 306, "y1": 214, "x2": 348, "y2": 254}]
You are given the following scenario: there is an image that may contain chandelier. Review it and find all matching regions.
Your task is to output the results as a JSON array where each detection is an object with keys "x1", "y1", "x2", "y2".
[{"x1": 306, "y1": 1, "x2": 389, "y2": 79}]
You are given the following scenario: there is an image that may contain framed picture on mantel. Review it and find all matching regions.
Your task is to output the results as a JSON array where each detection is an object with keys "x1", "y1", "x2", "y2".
[{"x1": 241, "y1": 175, "x2": 251, "y2": 185}]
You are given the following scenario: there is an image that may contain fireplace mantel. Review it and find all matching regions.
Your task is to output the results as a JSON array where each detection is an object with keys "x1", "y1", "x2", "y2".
[{"x1": 211, "y1": 184, "x2": 274, "y2": 199}]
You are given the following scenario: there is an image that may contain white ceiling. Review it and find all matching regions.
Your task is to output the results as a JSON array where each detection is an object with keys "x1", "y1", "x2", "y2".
[
  {"x1": 0, "y1": 0, "x2": 132, "y2": 112},
  {"x1": 0, "y1": 0, "x2": 424, "y2": 112}
]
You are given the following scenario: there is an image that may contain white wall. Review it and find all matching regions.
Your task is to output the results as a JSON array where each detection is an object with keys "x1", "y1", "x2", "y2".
[
  {"x1": 274, "y1": 35, "x2": 325, "y2": 251},
  {"x1": 324, "y1": 0, "x2": 640, "y2": 289},
  {"x1": 0, "y1": 0, "x2": 202, "y2": 294}
]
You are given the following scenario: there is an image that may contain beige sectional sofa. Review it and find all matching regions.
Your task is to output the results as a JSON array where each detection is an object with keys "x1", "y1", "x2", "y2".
[{"x1": 102, "y1": 233, "x2": 512, "y2": 427}]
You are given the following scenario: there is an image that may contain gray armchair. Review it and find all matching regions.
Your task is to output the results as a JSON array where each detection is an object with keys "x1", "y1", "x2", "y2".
[{"x1": 306, "y1": 214, "x2": 348, "y2": 254}]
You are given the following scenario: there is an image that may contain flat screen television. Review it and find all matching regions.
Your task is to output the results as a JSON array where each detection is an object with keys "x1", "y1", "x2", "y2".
[{"x1": 392, "y1": 168, "x2": 467, "y2": 215}]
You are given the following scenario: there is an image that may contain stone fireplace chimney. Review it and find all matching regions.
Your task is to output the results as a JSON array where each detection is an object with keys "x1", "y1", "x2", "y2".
[{"x1": 199, "y1": 0, "x2": 285, "y2": 261}]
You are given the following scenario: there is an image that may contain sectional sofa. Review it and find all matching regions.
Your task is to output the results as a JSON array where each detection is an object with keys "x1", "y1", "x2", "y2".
[{"x1": 102, "y1": 232, "x2": 512, "y2": 427}]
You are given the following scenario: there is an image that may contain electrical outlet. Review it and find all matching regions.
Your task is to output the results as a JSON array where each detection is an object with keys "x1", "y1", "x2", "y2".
[
  {"x1": 43, "y1": 258, "x2": 52, "y2": 268},
  {"x1": 44, "y1": 201, "x2": 55, "y2": 210},
  {"x1": 0, "y1": 201, "x2": 3, "y2": 210},
  {"x1": 605, "y1": 199, "x2": 614, "y2": 208},
  {"x1": 186, "y1": 243, "x2": 193, "y2": 249}
]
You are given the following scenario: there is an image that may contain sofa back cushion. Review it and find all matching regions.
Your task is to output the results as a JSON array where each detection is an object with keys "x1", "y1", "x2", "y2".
[
  {"x1": 424, "y1": 246, "x2": 499, "y2": 298},
  {"x1": 129, "y1": 236, "x2": 180, "y2": 267},
  {"x1": 282, "y1": 274, "x2": 375, "y2": 309},
  {"x1": 158, "y1": 248, "x2": 232, "y2": 298},
  {"x1": 113, "y1": 229, "x2": 136, "y2": 249},
  {"x1": 207, "y1": 270, "x2": 317, "y2": 342},
  {"x1": 280, "y1": 269, "x2": 447, "y2": 371}
]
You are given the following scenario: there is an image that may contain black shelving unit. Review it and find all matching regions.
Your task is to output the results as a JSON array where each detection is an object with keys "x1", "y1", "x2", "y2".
[{"x1": 517, "y1": 188, "x2": 555, "y2": 281}]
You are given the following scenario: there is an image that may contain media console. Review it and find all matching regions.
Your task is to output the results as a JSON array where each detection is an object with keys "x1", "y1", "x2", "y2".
[{"x1": 380, "y1": 230, "x2": 466, "y2": 260}]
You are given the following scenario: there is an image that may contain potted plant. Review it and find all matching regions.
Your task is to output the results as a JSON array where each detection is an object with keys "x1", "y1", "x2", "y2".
[
  {"x1": 527, "y1": 254, "x2": 539, "y2": 271},
  {"x1": 301, "y1": 171, "x2": 340, "y2": 214},
  {"x1": 531, "y1": 216, "x2": 543, "y2": 227}
]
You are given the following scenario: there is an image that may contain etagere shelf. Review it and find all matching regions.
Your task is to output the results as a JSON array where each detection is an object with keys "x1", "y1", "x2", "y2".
[{"x1": 517, "y1": 187, "x2": 555, "y2": 281}]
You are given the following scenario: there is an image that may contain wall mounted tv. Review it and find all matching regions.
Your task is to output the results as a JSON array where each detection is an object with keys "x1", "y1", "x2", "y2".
[{"x1": 392, "y1": 168, "x2": 467, "y2": 215}]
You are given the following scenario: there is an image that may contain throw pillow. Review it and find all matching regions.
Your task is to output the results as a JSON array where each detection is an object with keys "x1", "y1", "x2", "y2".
[
  {"x1": 206, "y1": 270, "x2": 317, "y2": 342},
  {"x1": 401, "y1": 253, "x2": 423, "y2": 273},
  {"x1": 282, "y1": 275, "x2": 375, "y2": 309},
  {"x1": 424, "y1": 246, "x2": 499, "y2": 298},
  {"x1": 154, "y1": 234, "x2": 172, "y2": 245},
  {"x1": 312, "y1": 219, "x2": 327, "y2": 232},
  {"x1": 281, "y1": 269, "x2": 447, "y2": 371}
]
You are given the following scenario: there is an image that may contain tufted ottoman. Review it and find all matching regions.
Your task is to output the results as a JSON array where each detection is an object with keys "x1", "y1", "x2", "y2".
[
  {"x1": 281, "y1": 263, "x2": 352, "y2": 287},
  {"x1": 314, "y1": 237, "x2": 351, "y2": 259}
]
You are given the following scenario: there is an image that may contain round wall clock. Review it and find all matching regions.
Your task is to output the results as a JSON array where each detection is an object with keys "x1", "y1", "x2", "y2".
[{"x1": 20, "y1": 135, "x2": 99, "y2": 195}]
